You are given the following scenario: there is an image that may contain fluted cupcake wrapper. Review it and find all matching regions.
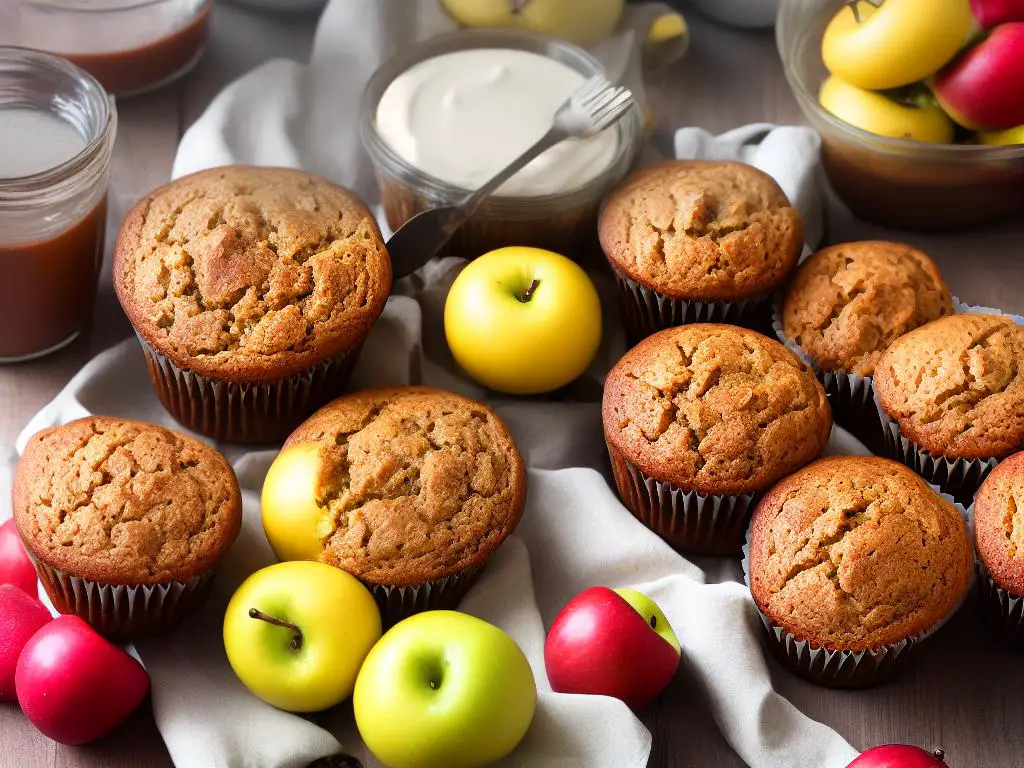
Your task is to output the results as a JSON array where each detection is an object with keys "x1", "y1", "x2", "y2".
[
  {"x1": 138, "y1": 334, "x2": 363, "y2": 445},
  {"x1": 368, "y1": 563, "x2": 485, "y2": 629},
  {"x1": 607, "y1": 443, "x2": 755, "y2": 557},
  {"x1": 975, "y1": 559, "x2": 1024, "y2": 649},
  {"x1": 32, "y1": 557, "x2": 215, "y2": 641},
  {"x1": 741, "y1": 487, "x2": 972, "y2": 688},
  {"x1": 610, "y1": 268, "x2": 774, "y2": 345}
]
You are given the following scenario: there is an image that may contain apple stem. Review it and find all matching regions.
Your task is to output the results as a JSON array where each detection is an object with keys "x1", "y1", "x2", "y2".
[
  {"x1": 510, "y1": 0, "x2": 532, "y2": 14},
  {"x1": 248, "y1": 608, "x2": 303, "y2": 651},
  {"x1": 845, "y1": 0, "x2": 884, "y2": 23},
  {"x1": 516, "y1": 279, "x2": 540, "y2": 303},
  {"x1": 934, "y1": 750, "x2": 945, "y2": 761}
]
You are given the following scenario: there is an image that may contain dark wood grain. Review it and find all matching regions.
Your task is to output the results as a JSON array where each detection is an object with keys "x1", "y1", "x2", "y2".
[{"x1": 1, "y1": 6, "x2": 1022, "y2": 768}]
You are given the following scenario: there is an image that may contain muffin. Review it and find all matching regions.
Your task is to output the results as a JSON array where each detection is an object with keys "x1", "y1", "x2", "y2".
[
  {"x1": 747, "y1": 456, "x2": 972, "y2": 687},
  {"x1": 776, "y1": 241, "x2": 954, "y2": 449},
  {"x1": 12, "y1": 416, "x2": 242, "y2": 639},
  {"x1": 602, "y1": 323, "x2": 831, "y2": 555},
  {"x1": 973, "y1": 450, "x2": 1024, "y2": 647},
  {"x1": 874, "y1": 313, "x2": 1024, "y2": 503},
  {"x1": 598, "y1": 160, "x2": 803, "y2": 341},
  {"x1": 280, "y1": 386, "x2": 526, "y2": 625},
  {"x1": 113, "y1": 165, "x2": 392, "y2": 444}
]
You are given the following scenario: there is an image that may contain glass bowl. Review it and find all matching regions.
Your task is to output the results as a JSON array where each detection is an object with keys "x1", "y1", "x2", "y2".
[
  {"x1": 777, "y1": 0, "x2": 1024, "y2": 231},
  {"x1": 359, "y1": 29, "x2": 644, "y2": 263}
]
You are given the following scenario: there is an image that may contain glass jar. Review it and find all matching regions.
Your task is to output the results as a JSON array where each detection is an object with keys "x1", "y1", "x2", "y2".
[
  {"x1": 0, "y1": 47, "x2": 117, "y2": 363},
  {"x1": 0, "y1": 0, "x2": 213, "y2": 97},
  {"x1": 359, "y1": 29, "x2": 644, "y2": 263}
]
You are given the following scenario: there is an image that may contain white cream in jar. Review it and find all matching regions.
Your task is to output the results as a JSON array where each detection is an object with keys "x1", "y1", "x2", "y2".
[{"x1": 374, "y1": 48, "x2": 620, "y2": 197}]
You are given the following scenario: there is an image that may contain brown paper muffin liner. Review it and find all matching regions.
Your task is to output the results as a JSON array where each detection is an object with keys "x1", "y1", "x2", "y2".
[
  {"x1": 611, "y1": 267, "x2": 774, "y2": 345},
  {"x1": 607, "y1": 443, "x2": 756, "y2": 557},
  {"x1": 33, "y1": 557, "x2": 215, "y2": 641},
  {"x1": 368, "y1": 563, "x2": 484, "y2": 629},
  {"x1": 138, "y1": 335, "x2": 363, "y2": 445},
  {"x1": 741, "y1": 487, "x2": 972, "y2": 688},
  {"x1": 975, "y1": 559, "x2": 1024, "y2": 649},
  {"x1": 770, "y1": 298, "x2": 883, "y2": 452}
]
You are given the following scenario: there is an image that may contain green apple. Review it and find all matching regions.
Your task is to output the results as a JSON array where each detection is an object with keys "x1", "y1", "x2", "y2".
[
  {"x1": 353, "y1": 610, "x2": 536, "y2": 768},
  {"x1": 223, "y1": 561, "x2": 382, "y2": 713},
  {"x1": 261, "y1": 442, "x2": 328, "y2": 563}
]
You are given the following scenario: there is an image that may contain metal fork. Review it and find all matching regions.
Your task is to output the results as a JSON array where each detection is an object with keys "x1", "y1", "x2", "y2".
[{"x1": 386, "y1": 75, "x2": 635, "y2": 278}]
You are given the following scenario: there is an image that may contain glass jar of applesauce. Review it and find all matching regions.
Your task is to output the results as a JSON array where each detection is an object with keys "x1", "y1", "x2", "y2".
[
  {"x1": 359, "y1": 29, "x2": 644, "y2": 264},
  {"x1": 0, "y1": 48, "x2": 117, "y2": 362}
]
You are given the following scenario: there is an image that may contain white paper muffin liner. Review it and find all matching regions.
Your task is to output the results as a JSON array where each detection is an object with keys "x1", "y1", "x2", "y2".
[
  {"x1": 611, "y1": 268, "x2": 774, "y2": 344},
  {"x1": 368, "y1": 563, "x2": 485, "y2": 629},
  {"x1": 33, "y1": 558, "x2": 215, "y2": 640},
  {"x1": 975, "y1": 558, "x2": 1024, "y2": 649},
  {"x1": 138, "y1": 334, "x2": 363, "y2": 445},
  {"x1": 741, "y1": 484, "x2": 973, "y2": 688},
  {"x1": 607, "y1": 443, "x2": 756, "y2": 556}
]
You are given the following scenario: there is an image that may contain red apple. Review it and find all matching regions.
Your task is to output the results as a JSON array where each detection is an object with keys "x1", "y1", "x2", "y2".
[
  {"x1": 971, "y1": 0, "x2": 1024, "y2": 27},
  {"x1": 16, "y1": 615, "x2": 150, "y2": 745},
  {"x1": 933, "y1": 23, "x2": 1024, "y2": 130},
  {"x1": 848, "y1": 745, "x2": 949, "y2": 767},
  {"x1": 544, "y1": 586, "x2": 680, "y2": 711},
  {"x1": 0, "y1": 518, "x2": 39, "y2": 599},
  {"x1": 0, "y1": 585, "x2": 51, "y2": 701}
]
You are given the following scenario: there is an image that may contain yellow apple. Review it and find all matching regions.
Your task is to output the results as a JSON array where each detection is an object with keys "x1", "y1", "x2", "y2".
[
  {"x1": 444, "y1": 246, "x2": 602, "y2": 395},
  {"x1": 441, "y1": 0, "x2": 624, "y2": 47},
  {"x1": 819, "y1": 76, "x2": 955, "y2": 143},
  {"x1": 261, "y1": 442, "x2": 329, "y2": 563},
  {"x1": 223, "y1": 561, "x2": 382, "y2": 713},
  {"x1": 979, "y1": 124, "x2": 1024, "y2": 145},
  {"x1": 821, "y1": 0, "x2": 974, "y2": 90},
  {"x1": 353, "y1": 610, "x2": 536, "y2": 768}
]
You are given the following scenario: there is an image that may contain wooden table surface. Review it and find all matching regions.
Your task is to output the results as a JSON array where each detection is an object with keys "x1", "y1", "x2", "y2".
[{"x1": 2, "y1": 4, "x2": 1022, "y2": 767}]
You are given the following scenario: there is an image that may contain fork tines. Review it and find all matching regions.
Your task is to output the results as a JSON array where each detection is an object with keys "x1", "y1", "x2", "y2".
[{"x1": 572, "y1": 74, "x2": 635, "y2": 131}]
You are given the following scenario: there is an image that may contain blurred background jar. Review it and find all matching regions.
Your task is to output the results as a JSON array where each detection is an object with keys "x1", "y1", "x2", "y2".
[{"x1": 0, "y1": 48, "x2": 117, "y2": 362}]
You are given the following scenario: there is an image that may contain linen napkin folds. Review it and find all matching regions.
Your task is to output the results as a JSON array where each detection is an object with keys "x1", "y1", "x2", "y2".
[{"x1": 2, "y1": 1, "x2": 853, "y2": 766}]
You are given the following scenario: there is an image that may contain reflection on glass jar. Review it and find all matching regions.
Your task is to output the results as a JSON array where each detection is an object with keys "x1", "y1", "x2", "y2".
[{"x1": 0, "y1": 48, "x2": 117, "y2": 363}]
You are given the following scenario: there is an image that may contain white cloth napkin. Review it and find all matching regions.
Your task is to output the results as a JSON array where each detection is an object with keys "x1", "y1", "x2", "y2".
[{"x1": 0, "y1": 1, "x2": 855, "y2": 766}]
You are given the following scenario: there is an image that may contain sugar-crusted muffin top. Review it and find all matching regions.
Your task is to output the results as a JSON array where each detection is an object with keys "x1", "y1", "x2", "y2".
[
  {"x1": 282, "y1": 387, "x2": 527, "y2": 586},
  {"x1": 782, "y1": 241, "x2": 953, "y2": 377},
  {"x1": 602, "y1": 324, "x2": 831, "y2": 495},
  {"x1": 749, "y1": 456, "x2": 972, "y2": 651},
  {"x1": 974, "y1": 450, "x2": 1024, "y2": 596},
  {"x1": 114, "y1": 165, "x2": 392, "y2": 382},
  {"x1": 598, "y1": 160, "x2": 803, "y2": 300},
  {"x1": 874, "y1": 313, "x2": 1024, "y2": 459},
  {"x1": 13, "y1": 416, "x2": 242, "y2": 585}
]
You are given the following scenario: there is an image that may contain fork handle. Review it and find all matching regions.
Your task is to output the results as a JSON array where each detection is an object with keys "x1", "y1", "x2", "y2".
[{"x1": 442, "y1": 126, "x2": 569, "y2": 232}]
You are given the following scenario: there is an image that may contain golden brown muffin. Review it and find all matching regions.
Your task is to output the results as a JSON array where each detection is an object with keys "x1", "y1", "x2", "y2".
[
  {"x1": 749, "y1": 456, "x2": 972, "y2": 651},
  {"x1": 874, "y1": 314, "x2": 1024, "y2": 459},
  {"x1": 598, "y1": 160, "x2": 803, "y2": 301},
  {"x1": 113, "y1": 165, "x2": 391, "y2": 383},
  {"x1": 975, "y1": 450, "x2": 1024, "y2": 597},
  {"x1": 782, "y1": 241, "x2": 953, "y2": 377},
  {"x1": 13, "y1": 416, "x2": 241, "y2": 585},
  {"x1": 602, "y1": 324, "x2": 831, "y2": 496},
  {"x1": 282, "y1": 387, "x2": 526, "y2": 589}
]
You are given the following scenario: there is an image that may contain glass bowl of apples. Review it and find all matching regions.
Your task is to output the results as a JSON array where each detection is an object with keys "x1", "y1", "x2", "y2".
[{"x1": 777, "y1": 0, "x2": 1024, "y2": 230}]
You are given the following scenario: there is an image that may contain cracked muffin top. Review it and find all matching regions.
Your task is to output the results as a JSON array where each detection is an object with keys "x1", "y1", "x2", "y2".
[
  {"x1": 598, "y1": 160, "x2": 804, "y2": 300},
  {"x1": 602, "y1": 324, "x2": 831, "y2": 495},
  {"x1": 874, "y1": 313, "x2": 1024, "y2": 459},
  {"x1": 13, "y1": 416, "x2": 242, "y2": 585},
  {"x1": 281, "y1": 387, "x2": 527, "y2": 586},
  {"x1": 113, "y1": 165, "x2": 392, "y2": 382},
  {"x1": 974, "y1": 450, "x2": 1024, "y2": 596},
  {"x1": 782, "y1": 241, "x2": 953, "y2": 377},
  {"x1": 748, "y1": 456, "x2": 971, "y2": 651}
]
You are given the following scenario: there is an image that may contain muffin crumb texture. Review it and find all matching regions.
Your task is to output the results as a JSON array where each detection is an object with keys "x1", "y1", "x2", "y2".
[
  {"x1": 749, "y1": 456, "x2": 972, "y2": 651},
  {"x1": 599, "y1": 160, "x2": 803, "y2": 300},
  {"x1": 603, "y1": 324, "x2": 830, "y2": 495},
  {"x1": 974, "y1": 451, "x2": 1024, "y2": 596},
  {"x1": 115, "y1": 166, "x2": 391, "y2": 378},
  {"x1": 13, "y1": 417, "x2": 241, "y2": 585},
  {"x1": 782, "y1": 241, "x2": 953, "y2": 377},
  {"x1": 283, "y1": 388, "x2": 526, "y2": 586},
  {"x1": 874, "y1": 313, "x2": 1024, "y2": 459}
]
